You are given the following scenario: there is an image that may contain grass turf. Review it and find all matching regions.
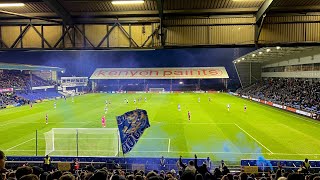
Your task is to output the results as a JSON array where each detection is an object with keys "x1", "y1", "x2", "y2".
[{"x1": 1, "y1": 93, "x2": 320, "y2": 161}]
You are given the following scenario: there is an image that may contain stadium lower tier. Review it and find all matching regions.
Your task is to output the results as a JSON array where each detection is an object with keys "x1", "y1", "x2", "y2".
[{"x1": 4, "y1": 156, "x2": 320, "y2": 173}]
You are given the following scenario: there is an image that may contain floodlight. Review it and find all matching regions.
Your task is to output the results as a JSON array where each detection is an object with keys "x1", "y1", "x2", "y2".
[
  {"x1": 112, "y1": 1, "x2": 144, "y2": 5},
  {"x1": 0, "y1": 3, "x2": 25, "y2": 7}
]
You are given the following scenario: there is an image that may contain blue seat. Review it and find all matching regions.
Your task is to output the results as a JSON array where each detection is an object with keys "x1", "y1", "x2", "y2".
[
  {"x1": 249, "y1": 160, "x2": 257, "y2": 166},
  {"x1": 293, "y1": 161, "x2": 302, "y2": 167},
  {"x1": 286, "y1": 161, "x2": 294, "y2": 167},
  {"x1": 241, "y1": 160, "x2": 249, "y2": 166},
  {"x1": 310, "y1": 161, "x2": 317, "y2": 167},
  {"x1": 7, "y1": 157, "x2": 15, "y2": 161},
  {"x1": 66, "y1": 157, "x2": 73, "y2": 162}
]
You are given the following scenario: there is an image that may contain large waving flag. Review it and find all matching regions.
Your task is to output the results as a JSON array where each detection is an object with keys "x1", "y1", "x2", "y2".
[{"x1": 116, "y1": 109, "x2": 150, "y2": 154}]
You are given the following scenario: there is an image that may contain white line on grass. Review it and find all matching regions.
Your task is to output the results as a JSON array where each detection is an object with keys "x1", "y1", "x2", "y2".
[
  {"x1": 168, "y1": 139, "x2": 171, "y2": 152},
  {"x1": 153, "y1": 122, "x2": 234, "y2": 125},
  {"x1": 36, "y1": 137, "x2": 169, "y2": 140},
  {"x1": 6, "y1": 138, "x2": 35, "y2": 151},
  {"x1": 0, "y1": 122, "x2": 14, "y2": 127},
  {"x1": 234, "y1": 123, "x2": 273, "y2": 154},
  {"x1": 6, "y1": 149, "x2": 320, "y2": 156},
  {"x1": 238, "y1": 96, "x2": 320, "y2": 126}
]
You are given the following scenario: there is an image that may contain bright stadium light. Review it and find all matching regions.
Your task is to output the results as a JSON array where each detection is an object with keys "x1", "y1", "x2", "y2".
[
  {"x1": 237, "y1": 59, "x2": 241, "y2": 62},
  {"x1": 259, "y1": 52, "x2": 263, "y2": 55},
  {"x1": 233, "y1": 0, "x2": 264, "y2": 1},
  {"x1": 0, "y1": 3, "x2": 25, "y2": 7},
  {"x1": 252, "y1": 54, "x2": 256, "y2": 57},
  {"x1": 276, "y1": 46, "x2": 281, "y2": 50},
  {"x1": 179, "y1": 81, "x2": 184, "y2": 85},
  {"x1": 266, "y1": 48, "x2": 271, "y2": 52},
  {"x1": 112, "y1": 1, "x2": 144, "y2": 5},
  {"x1": 241, "y1": 58, "x2": 245, "y2": 60}
]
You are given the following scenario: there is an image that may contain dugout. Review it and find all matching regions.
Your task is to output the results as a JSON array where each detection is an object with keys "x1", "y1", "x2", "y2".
[{"x1": 89, "y1": 67, "x2": 230, "y2": 92}]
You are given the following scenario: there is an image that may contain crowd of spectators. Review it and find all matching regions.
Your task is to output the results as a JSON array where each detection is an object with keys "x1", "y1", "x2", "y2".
[
  {"x1": 0, "y1": 72, "x2": 28, "y2": 89},
  {"x1": 0, "y1": 93, "x2": 27, "y2": 108},
  {"x1": 0, "y1": 71, "x2": 56, "y2": 90},
  {"x1": 1, "y1": 151, "x2": 320, "y2": 180},
  {"x1": 237, "y1": 78, "x2": 320, "y2": 114},
  {"x1": 0, "y1": 71, "x2": 58, "y2": 107}
]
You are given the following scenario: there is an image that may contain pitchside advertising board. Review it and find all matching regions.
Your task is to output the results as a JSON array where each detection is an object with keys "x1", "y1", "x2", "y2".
[{"x1": 90, "y1": 67, "x2": 229, "y2": 79}]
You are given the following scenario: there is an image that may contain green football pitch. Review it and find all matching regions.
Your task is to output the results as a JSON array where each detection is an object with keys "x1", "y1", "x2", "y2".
[{"x1": 1, "y1": 93, "x2": 320, "y2": 161}]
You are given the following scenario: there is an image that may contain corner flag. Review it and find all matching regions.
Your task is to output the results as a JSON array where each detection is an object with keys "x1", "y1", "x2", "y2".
[{"x1": 116, "y1": 109, "x2": 150, "y2": 154}]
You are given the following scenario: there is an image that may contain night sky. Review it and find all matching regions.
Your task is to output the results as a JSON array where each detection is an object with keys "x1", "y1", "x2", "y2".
[{"x1": 0, "y1": 48, "x2": 254, "y2": 84}]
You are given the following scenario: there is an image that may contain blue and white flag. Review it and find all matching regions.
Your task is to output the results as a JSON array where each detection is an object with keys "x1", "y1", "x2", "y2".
[{"x1": 116, "y1": 109, "x2": 150, "y2": 154}]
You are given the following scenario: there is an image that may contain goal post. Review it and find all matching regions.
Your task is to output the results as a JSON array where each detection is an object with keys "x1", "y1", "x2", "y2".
[
  {"x1": 44, "y1": 128, "x2": 120, "y2": 157},
  {"x1": 149, "y1": 88, "x2": 165, "y2": 92}
]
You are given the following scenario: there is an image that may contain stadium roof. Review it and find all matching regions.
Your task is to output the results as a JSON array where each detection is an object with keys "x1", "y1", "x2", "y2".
[
  {"x1": 0, "y1": 0, "x2": 320, "y2": 24},
  {"x1": 0, "y1": 62, "x2": 65, "y2": 72},
  {"x1": 233, "y1": 46, "x2": 320, "y2": 64}
]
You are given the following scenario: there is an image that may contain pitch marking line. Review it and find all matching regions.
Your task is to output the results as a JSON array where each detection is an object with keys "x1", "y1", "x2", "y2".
[
  {"x1": 153, "y1": 122, "x2": 234, "y2": 125},
  {"x1": 5, "y1": 149, "x2": 320, "y2": 156},
  {"x1": 234, "y1": 123, "x2": 273, "y2": 154},
  {"x1": 240, "y1": 96, "x2": 320, "y2": 126},
  {"x1": 168, "y1": 139, "x2": 171, "y2": 152},
  {"x1": 6, "y1": 138, "x2": 35, "y2": 151}
]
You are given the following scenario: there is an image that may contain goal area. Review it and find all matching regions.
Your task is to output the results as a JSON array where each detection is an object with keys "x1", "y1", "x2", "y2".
[
  {"x1": 149, "y1": 88, "x2": 165, "y2": 92},
  {"x1": 44, "y1": 128, "x2": 119, "y2": 157}
]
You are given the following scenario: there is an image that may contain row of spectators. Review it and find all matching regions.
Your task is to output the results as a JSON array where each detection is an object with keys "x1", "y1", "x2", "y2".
[
  {"x1": 0, "y1": 151, "x2": 319, "y2": 180},
  {"x1": 237, "y1": 78, "x2": 320, "y2": 113},
  {"x1": 0, "y1": 71, "x2": 56, "y2": 89},
  {"x1": 0, "y1": 73, "x2": 28, "y2": 89},
  {"x1": 0, "y1": 93, "x2": 27, "y2": 108}
]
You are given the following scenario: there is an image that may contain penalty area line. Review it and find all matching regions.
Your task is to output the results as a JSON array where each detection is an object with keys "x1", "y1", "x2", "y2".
[
  {"x1": 234, "y1": 123, "x2": 273, "y2": 154},
  {"x1": 6, "y1": 138, "x2": 35, "y2": 151}
]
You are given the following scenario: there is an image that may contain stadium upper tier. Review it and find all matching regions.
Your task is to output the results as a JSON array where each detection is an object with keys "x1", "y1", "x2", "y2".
[
  {"x1": 0, "y1": 71, "x2": 56, "y2": 89},
  {"x1": 0, "y1": 71, "x2": 60, "y2": 107},
  {"x1": 237, "y1": 78, "x2": 320, "y2": 115}
]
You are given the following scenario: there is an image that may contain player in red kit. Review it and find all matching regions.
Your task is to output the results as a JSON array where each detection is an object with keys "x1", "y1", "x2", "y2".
[
  {"x1": 188, "y1": 111, "x2": 191, "y2": 121},
  {"x1": 101, "y1": 116, "x2": 106, "y2": 128}
]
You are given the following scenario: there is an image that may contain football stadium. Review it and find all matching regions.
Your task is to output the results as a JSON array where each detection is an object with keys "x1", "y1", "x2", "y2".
[{"x1": 0, "y1": 0, "x2": 320, "y2": 180}]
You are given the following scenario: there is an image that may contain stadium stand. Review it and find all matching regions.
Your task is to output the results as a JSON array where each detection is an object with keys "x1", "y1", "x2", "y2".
[
  {"x1": 0, "y1": 70, "x2": 56, "y2": 89},
  {"x1": 0, "y1": 70, "x2": 60, "y2": 106},
  {"x1": 0, "y1": 92, "x2": 27, "y2": 108},
  {"x1": 2, "y1": 151, "x2": 320, "y2": 180},
  {"x1": 16, "y1": 90, "x2": 61, "y2": 102},
  {"x1": 237, "y1": 78, "x2": 320, "y2": 116}
]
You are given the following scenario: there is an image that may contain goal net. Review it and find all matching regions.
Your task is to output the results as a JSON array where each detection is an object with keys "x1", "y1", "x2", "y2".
[
  {"x1": 44, "y1": 128, "x2": 119, "y2": 157},
  {"x1": 149, "y1": 88, "x2": 165, "y2": 92}
]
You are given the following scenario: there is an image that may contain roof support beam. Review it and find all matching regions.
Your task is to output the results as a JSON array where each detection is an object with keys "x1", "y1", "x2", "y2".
[
  {"x1": 256, "y1": 0, "x2": 275, "y2": 24},
  {"x1": 255, "y1": 14, "x2": 266, "y2": 47},
  {"x1": 42, "y1": 0, "x2": 73, "y2": 25},
  {"x1": 0, "y1": 10, "x2": 61, "y2": 23},
  {"x1": 156, "y1": 0, "x2": 165, "y2": 47}
]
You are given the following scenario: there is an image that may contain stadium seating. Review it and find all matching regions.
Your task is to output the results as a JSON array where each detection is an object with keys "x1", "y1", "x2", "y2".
[
  {"x1": 16, "y1": 90, "x2": 61, "y2": 101},
  {"x1": 3, "y1": 155, "x2": 320, "y2": 180},
  {"x1": 237, "y1": 78, "x2": 320, "y2": 115}
]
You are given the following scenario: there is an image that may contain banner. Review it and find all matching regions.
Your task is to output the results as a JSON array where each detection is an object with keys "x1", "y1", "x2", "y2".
[
  {"x1": 90, "y1": 67, "x2": 229, "y2": 79},
  {"x1": 243, "y1": 166, "x2": 258, "y2": 174},
  {"x1": 116, "y1": 109, "x2": 150, "y2": 154},
  {"x1": 31, "y1": 86, "x2": 55, "y2": 90},
  {"x1": 0, "y1": 88, "x2": 13, "y2": 93}
]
